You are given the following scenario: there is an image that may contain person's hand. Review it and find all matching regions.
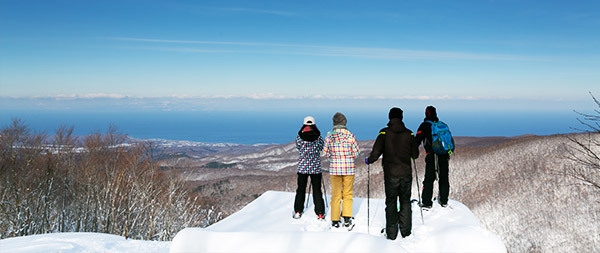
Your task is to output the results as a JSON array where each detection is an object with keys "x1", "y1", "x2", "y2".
[{"x1": 365, "y1": 157, "x2": 369, "y2": 164}]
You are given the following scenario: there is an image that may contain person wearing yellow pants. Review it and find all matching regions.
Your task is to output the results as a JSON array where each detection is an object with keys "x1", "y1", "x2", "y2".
[{"x1": 324, "y1": 112, "x2": 360, "y2": 228}]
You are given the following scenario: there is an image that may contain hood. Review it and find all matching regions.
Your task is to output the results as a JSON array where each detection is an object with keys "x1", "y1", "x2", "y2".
[
  {"x1": 327, "y1": 127, "x2": 352, "y2": 140},
  {"x1": 298, "y1": 124, "x2": 321, "y2": 142},
  {"x1": 387, "y1": 118, "x2": 408, "y2": 133}
]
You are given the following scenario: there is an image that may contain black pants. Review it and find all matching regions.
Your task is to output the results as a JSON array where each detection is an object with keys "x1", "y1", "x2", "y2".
[
  {"x1": 294, "y1": 173, "x2": 325, "y2": 215},
  {"x1": 422, "y1": 153, "x2": 449, "y2": 206},
  {"x1": 384, "y1": 176, "x2": 412, "y2": 239}
]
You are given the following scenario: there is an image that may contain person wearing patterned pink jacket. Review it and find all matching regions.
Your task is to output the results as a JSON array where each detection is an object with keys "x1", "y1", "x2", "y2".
[
  {"x1": 293, "y1": 116, "x2": 325, "y2": 220},
  {"x1": 324, "y1": 112, "x2": 360, "y2": 228}
]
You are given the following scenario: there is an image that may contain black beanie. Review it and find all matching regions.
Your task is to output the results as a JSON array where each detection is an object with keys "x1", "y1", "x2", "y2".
[
  {"x1": 389, "y1": 107, "x2": 403, "y2": 120},
  {"x1": 426, "y1": 106, "x2": 437, "y2": 117}
]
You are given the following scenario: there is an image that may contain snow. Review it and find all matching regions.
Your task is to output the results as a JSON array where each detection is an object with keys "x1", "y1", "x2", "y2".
[
  {"x1": 0, "y1": 232, "x2": 169, "y2": 253},
  {"x1": 0, "y1": 191, "x2": 506, "y2": 253}
]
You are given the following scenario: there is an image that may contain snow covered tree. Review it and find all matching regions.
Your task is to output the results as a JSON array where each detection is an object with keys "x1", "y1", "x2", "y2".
[{"x1": 0, "y1": 119, "x2": 219, "y2": 240}]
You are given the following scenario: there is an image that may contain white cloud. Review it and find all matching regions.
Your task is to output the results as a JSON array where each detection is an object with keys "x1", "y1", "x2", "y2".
[
  {"x1": 29, "y1": 93, "x2": 129, "y2": 100},
  {"x1": 110, "y1": 37, "x2": 540, "y2": 61}
]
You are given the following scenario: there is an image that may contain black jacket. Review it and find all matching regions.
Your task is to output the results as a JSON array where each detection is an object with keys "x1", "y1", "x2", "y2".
[
  {"x1": 367, "y1": 118, "x2": 419, "y2": 178},
  {"x1": 415, "y1": 115, "x2": 437, "y2": 155}
]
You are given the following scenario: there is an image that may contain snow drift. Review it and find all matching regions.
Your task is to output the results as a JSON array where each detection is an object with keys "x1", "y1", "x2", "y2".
[{"x1": 171, "y1": 191, "x2": 506, "y2": 253}]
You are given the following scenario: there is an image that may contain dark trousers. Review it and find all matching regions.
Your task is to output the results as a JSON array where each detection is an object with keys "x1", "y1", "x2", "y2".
[
  {"x1": 294, "y1": 173, "x2": 325, "y2": 215},
  {"x1": 384, "y1": 176, "x2": 412, "y2": 239},
  {"x1": 422, "y1": 153, "x2": 449, "y2": 206}
]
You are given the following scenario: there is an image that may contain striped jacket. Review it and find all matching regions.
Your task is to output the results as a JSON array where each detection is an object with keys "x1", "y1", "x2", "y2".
[
  {"x1": 295, "y1": 135, "x2": 324, "y2": 174},
  {"x1": 324, "y1": 128, "x2": 360, "y2": 175}
]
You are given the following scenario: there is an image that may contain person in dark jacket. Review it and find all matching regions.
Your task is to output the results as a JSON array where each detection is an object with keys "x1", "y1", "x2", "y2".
[
  {"x1": 293, "y1": 116, "x2": 326, "y2": 220},
  {"x1": 415, "y1": 106, "x2": 453, "y2": 209},
  {"x1": 366, "y1": 107, "x2": 419, "y2": 240}
]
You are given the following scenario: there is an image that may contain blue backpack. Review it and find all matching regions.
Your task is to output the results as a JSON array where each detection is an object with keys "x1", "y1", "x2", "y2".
[{"x1": 426, "y1": 120, "x2": 454, "y2": 155}]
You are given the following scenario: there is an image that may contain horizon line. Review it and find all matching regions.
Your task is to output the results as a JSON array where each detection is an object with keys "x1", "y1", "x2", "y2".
[{"x1": 1, "y1": 93, "x2": 535, "y2": 101}]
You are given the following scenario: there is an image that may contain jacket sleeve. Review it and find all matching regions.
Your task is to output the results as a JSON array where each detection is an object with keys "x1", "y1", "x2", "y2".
[
  {"x1": 367, "y1": 130, "x2": 385, "y2": 164},
  {"x1": 323, "y1": 134, "x2": 332, "y2": 158},
  {"x1": 414, "y1": 122, "x2": 428, "y2": 146},
  {"x1": 411, "y1": 132, "x2": 420, "y2": 159},
  {"x1": 317, "y1": 136, "x2": 324, "y2": 152},
  {"x1": 295, "y1": 136, "x2": 302, "y2": 151},
  {"x1": 349, "y1": 134, "x2": 360, "y2": 158}
]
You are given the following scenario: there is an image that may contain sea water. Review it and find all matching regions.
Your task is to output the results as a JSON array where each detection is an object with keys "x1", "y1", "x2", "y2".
[{"x1": 0, "y1": 109, "x2": 581, "y2": 144}]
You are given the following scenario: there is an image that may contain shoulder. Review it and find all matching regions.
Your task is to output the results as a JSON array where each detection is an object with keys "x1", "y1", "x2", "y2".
[
  {"x1": 342, "y1": 129, "x2": 356, "y2": 138},
  {"x1": 419, "y1": 121, "x2": 432, "y2": 129}
]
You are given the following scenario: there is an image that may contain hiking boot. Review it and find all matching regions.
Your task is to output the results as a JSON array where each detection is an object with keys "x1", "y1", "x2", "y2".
[
  {"x1": 332, "y1": 220, "x2": 340, "y2": 228},
  {"x1": 293, "y1": 212, "x2": 302, "y2": 219},
  {"x1": 343, "y1": 217, "x2": 353, "y2": 227},
  {"x1": 419, "y1": 203, "x2": 432, "y2": 210},
  {"x1": 437, "y1": 198, "x2": 448, "y2": 207},
  {"x1": 317, "y1": 214, "x2": 325, "y2": 220}
]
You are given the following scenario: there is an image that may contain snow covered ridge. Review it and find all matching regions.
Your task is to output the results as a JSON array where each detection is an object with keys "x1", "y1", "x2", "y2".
[
  {"x1": 136, "y1": 137, "x2": 272, "y2": 148},
  {"x1": 1, "y1": 191, "x2": 506, "y2": 253},
  {"x1": 171, "y1": 191, "x2": 506, "y2": 253}
]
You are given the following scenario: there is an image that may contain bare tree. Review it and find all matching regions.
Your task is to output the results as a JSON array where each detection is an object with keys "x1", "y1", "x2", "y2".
[
  {"x1": 564, "y1": 92, "x2": 600, "y2": 191},
  {"x1": 0, "y1": 119, "x2": 219, "y2": 240}
]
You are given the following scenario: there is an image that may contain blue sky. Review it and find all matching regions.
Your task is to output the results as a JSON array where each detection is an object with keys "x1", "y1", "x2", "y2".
[{"x1": 0, "y1": 0, "x2": 599, "y2": 112}]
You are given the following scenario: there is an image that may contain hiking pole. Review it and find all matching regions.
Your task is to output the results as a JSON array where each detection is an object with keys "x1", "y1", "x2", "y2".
[
  {"x1": 413, "y1": 158, "x2": 424, "y2": 225},
  {"x1": 306, "y1": 177, "x2": 312, "y2": 209},
  {"x1": 434, "y1": 154, "x2": 439, "y2": 182},
  {"x1": 367, "y1": 162, "x2": 370, "y2": 234}
]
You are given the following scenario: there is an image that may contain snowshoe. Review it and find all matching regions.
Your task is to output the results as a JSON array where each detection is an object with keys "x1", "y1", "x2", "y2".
[
  {"x1": 293, "y1": 212, "x2": 302, "y2": 219},
  {"x1": 317, "y1": 214, "x2": 325, "y2": 221},
  {"x1": 343, "y1": 217, "x2": 355, "y2": 231},
  {"x1": 437, "y1": 198, "x2": 448, "y2": 208},
  {"x1": 419, "y1": 203, "x2": 432, "y2": 211},
  {"x1": 331, "y1": 220, "x2": 341, "y2": 228}
]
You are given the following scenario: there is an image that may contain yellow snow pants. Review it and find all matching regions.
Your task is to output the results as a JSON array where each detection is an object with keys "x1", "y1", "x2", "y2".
[{"x1": 330, "y1": 175, "x2": 354, "y2": 222}]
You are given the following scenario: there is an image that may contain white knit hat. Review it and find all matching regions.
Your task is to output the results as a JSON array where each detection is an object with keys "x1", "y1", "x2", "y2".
[{"x1": 303, "y1": 116, "x2": 315, "y2": 125}]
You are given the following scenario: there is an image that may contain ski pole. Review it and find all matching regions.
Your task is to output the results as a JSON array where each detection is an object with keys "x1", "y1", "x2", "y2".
[
  {"x1": 367, "y1": 162, "x2": 370, "y2": 234},
  {"x1": 434, "y1": 154, "x2": 439, "y2": 182},
  {"x1": 413, "y1": 158, "x2": 424, "y2": 225}
]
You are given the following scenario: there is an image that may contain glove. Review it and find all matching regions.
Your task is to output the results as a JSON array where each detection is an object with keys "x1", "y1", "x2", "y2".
[{"x1": 365, "y1": 157, "x2": 369, "y2": 164}]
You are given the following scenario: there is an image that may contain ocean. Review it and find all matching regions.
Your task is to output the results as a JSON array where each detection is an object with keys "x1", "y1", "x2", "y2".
[{"x1": 0, "y1": 109, "x2": 581, "y2": 144}]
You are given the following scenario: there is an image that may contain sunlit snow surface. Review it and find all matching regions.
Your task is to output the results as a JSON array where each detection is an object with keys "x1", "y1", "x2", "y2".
[
  {"x1": 0, "y1": 232, "x2": 169, "y2": 252},
  {"x1": 1, "y1": 191, "x2": 505, "y2": 253},
  {"x1": 172, "y1": 191, "x2": 506, "y2": 253}
]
